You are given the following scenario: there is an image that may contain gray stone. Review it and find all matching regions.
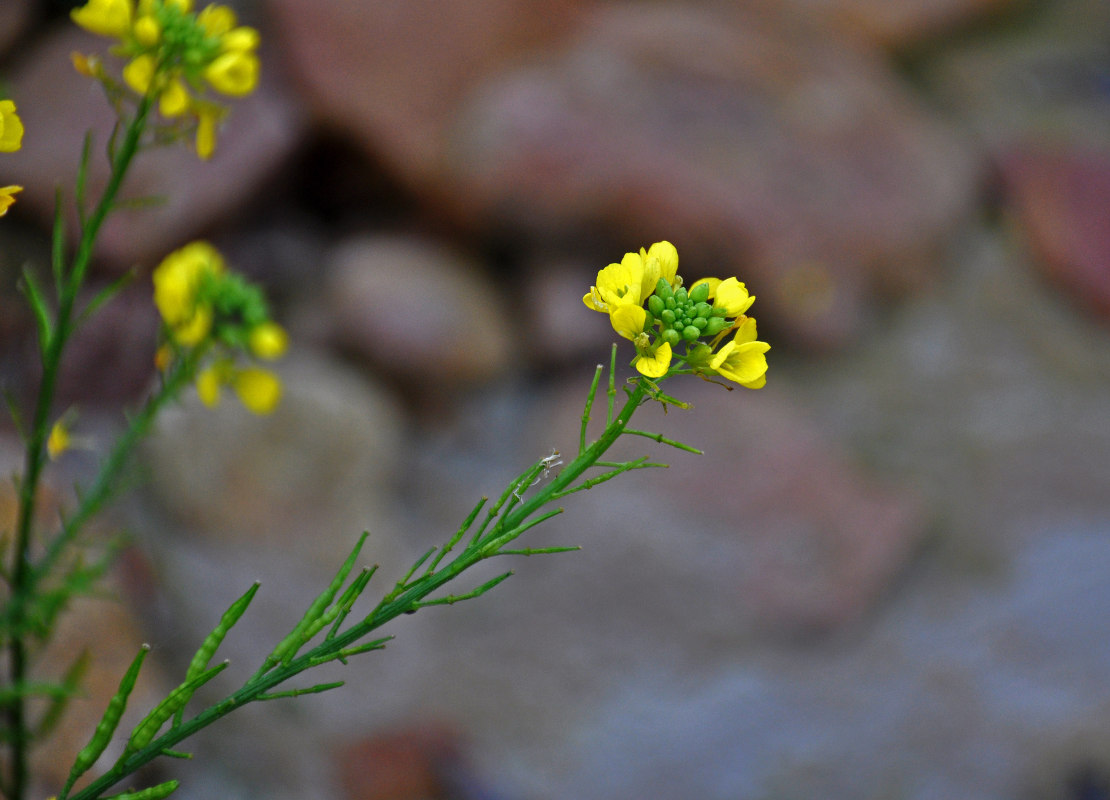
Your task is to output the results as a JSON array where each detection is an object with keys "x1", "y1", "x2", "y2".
[
  {"x1": 324, "y1": 236, "x2": 514, "y2": 389},
  {"x1": 443, "y1": 4, "x2": 982, "y2": 348}
]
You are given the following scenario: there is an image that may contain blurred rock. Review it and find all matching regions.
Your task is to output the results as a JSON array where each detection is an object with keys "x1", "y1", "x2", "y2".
[
  {"x1": 265, "y1": 0, "x2": 585, "y2": 192},
  {"x1": 324, "y1": 236, "x2": 513, "y2": 391},
  {"x1": 923, "y1": 0, "x2": 1110, "y2": 155},
  {"x1": 1001, "y1": 147, "x2": 1110, "y2": 320},
  {"x1": 524, "y1": 379, "x2": 926, "y2": 634},
  {"x1": 0, "y1": 0, "x2": 34, "y2": 58},
  {"x1": 517, "y1": 253, "x2": 615, "y2": 367},
  {"x1": 443, "y1": 4, "x2": 982, "y2": 349},
  {"x1": 7, "y1": 25, "x2": 308, "y2": 271},
  {"x1": 337, "y1": 724, "x2": 461, "y2": 800},
  {"x1": 55, "y1": 284, "x2": 160, "y2": 407},
  {"x1": 761, "y1": 0, "x2": 1016, "y2": 50},
  {"x1": 143, "y1": 350, "x2": 407, "y2": 570}
]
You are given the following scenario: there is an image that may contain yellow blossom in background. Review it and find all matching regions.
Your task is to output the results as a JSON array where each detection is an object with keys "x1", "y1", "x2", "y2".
[
  {"x1": 0, "y1": 186, "x2": 21, "y2": 217},
  {"x1": 248, "y1": 322, "x2": 288, "y2": 360},
  {"x1": 70, "y1": 0, "x2": 133, "y2": 38},
  {"x1": 233, "y1": 367, "x2": 281, "y2": 414},
  {"x1": 0, "y1": 100, "x2": 24, "y2": 152},
  {"x1": 153, "y1": 241, "x2": 224, "y2": 345},
  {"x1": 69, "y1": 0, "x2": 260, "y2": 160},
  {"x1": 1, "y1": 100, "x2": 23, "y2": 217},
  {"x1": 47, "y1": 421, "x2": 72, "y2": 460}
]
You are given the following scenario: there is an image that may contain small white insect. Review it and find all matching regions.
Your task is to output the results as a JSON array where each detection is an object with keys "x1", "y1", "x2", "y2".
[{"x1": 514, "y1": 449, "x2": 563, "y2": 500}]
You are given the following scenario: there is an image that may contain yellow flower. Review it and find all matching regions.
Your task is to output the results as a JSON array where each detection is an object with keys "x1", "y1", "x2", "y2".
[
  {"x1": 233, "y1": 367, "x2": 281, "y2": 414},
  {"x1": 0, "y1": 186, "x2": 21, "y2": 217},
  {"x1": 133, "y1": 14, "x2": 161, "y2": 46},
  {"x1": 220, "y1": 26, "x2": 261, "y2": 54},
  {"x1": 196, "y1": 364, "x2": 224, "y2": 406},
  {"x1": 710, "y1": 277, "x2": 755, "y2": 317},
  {"x1": 609, "y1": 304, "x2": 647, "y2": 341},
  {"x1": 158, "y1": 79, "x2": 190, "y2": 117},
  {"x1": 584, "y1": 253, "x2": 646, "y2": 313},
  {"x1": 153, "y1": 241, "x2": 224, "y2": 345},
  {"x1": 0, "y1": 100, "x2": 24, "y2": 152},
  {"x1": 71, "y1": 0, "x2": 134, "y2": 39},
  {"x1": 122, "y1": 54, "x2": 156, "y2": 94},
  {"x1": 638, "y1": 240, "x2": 679, "y2": 295},
  {"x1": 195, "y1": 107, "x2": 218, "y2": 160},
  {"x1": 47, "y1": 421, "x2": 72, "y2": 460},
  {"x1": 196, "y1": 4, "x2": 236, "y2": 36},
  {"x1": 633, "y1": 341, "x2": 672, "y2": 378},
  {"x1": 204, "y1": 50, "x2": 260, "y2": 96},
  {"x1": 708, "y1": 317, "x2": 769, "y2": 389},
  {"x1": 248, "y1": 322, "x2": 288, "y2": 360}
]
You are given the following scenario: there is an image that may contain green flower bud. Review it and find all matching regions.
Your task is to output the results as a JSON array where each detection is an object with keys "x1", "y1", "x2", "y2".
[
  {"x1": 662, "y1": 327, "x2": 681, "y2": 346},
  {"x1": 690, "y1": 282, "x2": 710, "y2": 304},
  {"x1": 674, "y1": 287, "x2": 688, "y2": 304},
  {"x1": 704, "y1": 316, "x2": 729, "y2": 336},
  {"x1": 661, "y1": 309, "x2": 676, "y2": 325},
  {"x1": 695, "y1": 302, "x2": 712, "y2": 318},
  {"x1": 686, "y1": 343, "x2": 713, "y2": 367},
  {"x1": 655, "y1": 277, "x2": 673, "y2": 298},
  {"x1": 648, "y1": 295, "x2": 665, "y2": 316},
  {"x1": 682, "y1": 325, "x2": 700, "y2": 342},
  {"x1": 692, "y1": 316, "x2": 708, "y2": 330}
]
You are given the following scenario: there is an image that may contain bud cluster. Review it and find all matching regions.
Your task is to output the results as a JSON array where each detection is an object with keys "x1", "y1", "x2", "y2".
[
  {"x1": 584, "y1": 241, "x2": 770, "y2": 388},
  {"x1": 70, "y1": 0, "x2": 261, "y2": 159},
  {"x1": 153, "y1": 241, "x2": 286, "y2": 413}
]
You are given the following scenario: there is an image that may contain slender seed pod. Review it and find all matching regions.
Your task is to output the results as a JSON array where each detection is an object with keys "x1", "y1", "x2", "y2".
[
  {"x1": 270, "y1": 533, "x2": 368, "y2": 666},
  {"x1": 186, "y1": 582, "x2": 259, "y2": 680},
  {"x1": 126, "y1": 662, "x2": 226, "y2": 754},
  {"x1": 62, "y1": 645, "x2": 150, "y2": 795},
  {"x1": 170, "y1": 581, "x2": 260, "y2": 727},
  {"x1": 104, "y1": 779, "x2": 180, "y2": 800}
]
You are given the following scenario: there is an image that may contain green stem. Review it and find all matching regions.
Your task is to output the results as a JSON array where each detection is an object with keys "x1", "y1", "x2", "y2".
[
  {"x1": 66, "y1": 377, "x2": 653, "y2": 800},
  {"x1": 5, "y1": 95, "x2": 153, "y2": 800}
]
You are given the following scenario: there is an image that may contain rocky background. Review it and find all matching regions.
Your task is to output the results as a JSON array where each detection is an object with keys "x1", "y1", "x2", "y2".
[{"x1": 2, "y1": 0, "x2": 1110, "y2": 798}]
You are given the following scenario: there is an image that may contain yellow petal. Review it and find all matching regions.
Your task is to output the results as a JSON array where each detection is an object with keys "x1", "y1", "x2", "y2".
[
  {"x1": 712, "y1": 277, "x2": 755, "y2": 317},
  {"x1": 0, "y1": 100, "x2": 24, "y2": 152},
  {"x1": 634, "y1": 341, "x2": 672, "y2": 378},
  {"x1": 609, "y1": 304, "x2": 646, "y2": 341},
  {"x1": 196, "y1": 109, "x2": 218, "y2": 160},
  {"x1": 159, "y1": 79, "x2": 191, "y2": 117},
  {"x1": 204, "y1": 51, "x2": 259, "y2": 96},
  {"x1": 122, "y1": 54, "x2": 156, "y2": 94},
  {"x1": 234, "y1": 368, "x2": 282, "y2": 414},
  {"x1": 248, "y1": 322, "x2": 288, "y2": 360},
  {"x1": 196, "y1": 366, "x2": 223, "y2": 407},
  {"x1": 70, "y1": 0, "x2": 133, "y2": 39},
  {"x1": 0, "y1": 186, "x2": 22, "y2": 216}
]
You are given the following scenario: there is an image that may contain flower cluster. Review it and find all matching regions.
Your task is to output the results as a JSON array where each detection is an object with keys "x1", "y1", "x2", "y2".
[
  {"x1": 153, "y1": 241, "x2": 286, "y2": 413},
  {"x1": 70, "y1": 0, "x2": 260, "y2": 159},
  {"x1": 584, "y1": 241, "x2": 770, "y2": 388},
  {"x1": 0, "y1": 100, "x2": 24, "y2": 216}
]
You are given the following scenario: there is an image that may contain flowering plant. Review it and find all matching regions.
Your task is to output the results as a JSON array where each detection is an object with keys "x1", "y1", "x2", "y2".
[{"x1": 0, "y1": 3, "x2": 768, "y2": 799}]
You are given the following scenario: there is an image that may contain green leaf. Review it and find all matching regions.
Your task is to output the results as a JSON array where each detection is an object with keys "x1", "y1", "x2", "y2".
[{"x1": 18, "y1": 265, "x2": 53, "y2": 356}]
